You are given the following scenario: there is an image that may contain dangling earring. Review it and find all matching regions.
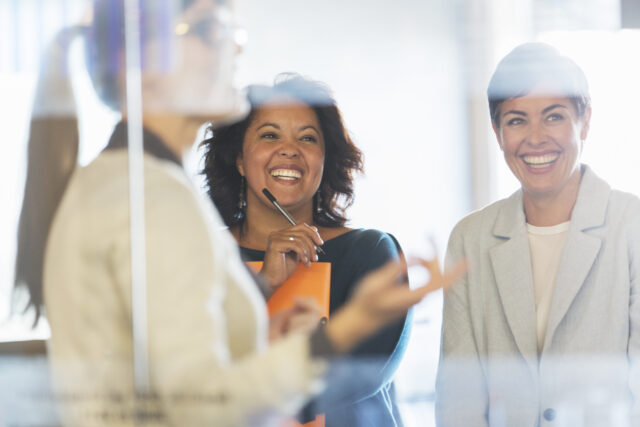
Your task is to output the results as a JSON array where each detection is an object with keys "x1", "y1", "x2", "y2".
[
  {"x1": 315, "y1": 191, "x2": 323, "y2": 215},
  {"x1": 236, "y1": 176, "x2": 247, "y2": 220}
]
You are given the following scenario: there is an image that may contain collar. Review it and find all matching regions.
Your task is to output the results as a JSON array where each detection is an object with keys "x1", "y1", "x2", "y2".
[
  {"x1": 104, "y1": 121, "x2": 182, "y2": 167},
  {"x1": 493, "y1": 164, "x2": 610, "y2": 238}
]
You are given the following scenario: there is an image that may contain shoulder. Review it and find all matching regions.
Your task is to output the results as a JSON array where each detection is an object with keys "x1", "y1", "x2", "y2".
[
  {"x1": 609, "y1": 189, "x2": 640, "y2": 215},
  {"x1": 607, "y1": 189, "x2": 640, "y2": 233},
  {"x1": 333, "y1": 228, "x2": 398, "y2": 249},
  {"x1": 583, "y1": 166, "x2": 640, "y2": 227},
  {"x1": 342, "y1": 228, "x2": 402, "y2": 262},
  {"x1": 450, "y1": 195, "x2": 513, "y2": 239}
]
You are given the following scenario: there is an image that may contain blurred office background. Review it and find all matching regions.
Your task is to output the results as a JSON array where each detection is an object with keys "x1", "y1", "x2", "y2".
[{"x1": 1, "y1": 0, "x2": 639, "y2": 425}]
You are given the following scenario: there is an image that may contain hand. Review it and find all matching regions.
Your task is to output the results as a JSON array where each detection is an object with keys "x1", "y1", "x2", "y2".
[
  {"x1": 260, "y1": 224, "x2": 324, "y2": 295},
  {"x1": 268, "y1": 297, "x2": 322, "y2": 343},
  {"x1": 325, "y1": 256, "x2": 466, "y2": 353}
]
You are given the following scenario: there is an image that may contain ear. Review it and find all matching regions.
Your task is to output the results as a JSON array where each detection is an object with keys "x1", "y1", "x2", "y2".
[
  {"x1": 236, "y1": 154, "x2": 245, "y2": 177},
  {"x1": 492, "y1": 121, "x2": 504, "y2": 151},
  {"x1": 580, "y1": 106, "x2": 592, "y2": 141}
]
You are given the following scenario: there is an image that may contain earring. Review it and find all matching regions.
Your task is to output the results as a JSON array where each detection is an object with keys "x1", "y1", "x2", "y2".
[
  {"x1": 315, "y1": 191, "x2": 323, "y2": 215},
  {"x1": 237, "y1": 177, "x2": 247, "y2": 220}
]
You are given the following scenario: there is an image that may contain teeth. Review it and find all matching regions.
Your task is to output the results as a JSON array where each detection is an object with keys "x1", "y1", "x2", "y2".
[
  {"x1": 270, "y1": 169, "x2": 301, "y2": 180},
  {"x1": 522, "y1": 153, "x2": 558, "y2": 168}
]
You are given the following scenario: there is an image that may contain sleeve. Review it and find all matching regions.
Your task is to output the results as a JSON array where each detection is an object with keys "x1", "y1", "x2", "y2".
[
  {"x1": 626, "y1": 199, "x2": 640, "y2": 425},
  {"x1": 142, "y1": 172, "x2": 328, "y2": 427},
  {"x1": 307, "y1": 230, "x2": 411, "y2": 412},
  {"x1": 435, "y1": 223, "x2": 489, "y2": 427}
]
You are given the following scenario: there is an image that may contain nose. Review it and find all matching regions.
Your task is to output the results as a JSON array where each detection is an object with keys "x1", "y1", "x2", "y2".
[
  {"x1": 528, "y1": 122, "x2": 547, "y2": 146},
  {"x1": 277, "y1": 139, "x2": 300, "y2": 158}
]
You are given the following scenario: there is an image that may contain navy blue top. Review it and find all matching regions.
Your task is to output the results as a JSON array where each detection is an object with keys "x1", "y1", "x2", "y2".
[{"x1": 240, "y1": 228, "x2": 411, "y2": 427}]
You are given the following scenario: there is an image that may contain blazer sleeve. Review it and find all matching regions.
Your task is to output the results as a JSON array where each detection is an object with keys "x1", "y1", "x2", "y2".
[
  {"x1": 142, "y1": 172, "x2": 327, "y2": 427},
  {"x1": 435, "y1": 222, "x2": 489, "y2": 427},
  {"x1": 626, "y1": 200, "x2": 640, "y2": 424}
]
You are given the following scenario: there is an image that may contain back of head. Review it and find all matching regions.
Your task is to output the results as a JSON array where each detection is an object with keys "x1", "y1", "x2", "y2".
[
  {"x1": 86, "y1": 0, "x2": 200, "y2": 111},
  {"x1": 13, "y1": 0, "x2": 207, "y2": 326},
  {"x1": 487, "y1": 42, "x2": 590, "y2": 126}
]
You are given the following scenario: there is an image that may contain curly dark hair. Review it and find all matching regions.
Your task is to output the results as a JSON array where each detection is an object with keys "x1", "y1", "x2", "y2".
[{"x1": 201, "y1": 73, "x2": 364, "y2": 228}]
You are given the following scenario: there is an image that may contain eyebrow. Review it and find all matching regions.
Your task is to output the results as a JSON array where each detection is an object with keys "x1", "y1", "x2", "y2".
[
  {"x1": 541, "y1": 104, "x2": 568, "y2": 114},
  {"x1": 256, "y1": 122, "x2": 280, "y2": 130},
  {"x1": 299, "y1": 125, "x2": 320, "y2": 133},
  {"x1": 503, "y1": 104, "x2": 569, "y2": 118}
]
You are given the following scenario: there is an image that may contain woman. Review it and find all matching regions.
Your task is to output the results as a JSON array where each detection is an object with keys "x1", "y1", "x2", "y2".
[
  {"x1": 13, "y1": 1, "x2": 458, "y2": 426},
  {"x1": 201, "y1": 74, "x2": 411, "y2": 426},
  {"x1": 436, "y1": 42, "x2": 640, "y2": 426}
]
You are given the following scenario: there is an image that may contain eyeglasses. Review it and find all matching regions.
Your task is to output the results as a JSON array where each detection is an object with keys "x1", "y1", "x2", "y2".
[{"x1": 174, "y1": 14, "x2": 247, "y2": 49}]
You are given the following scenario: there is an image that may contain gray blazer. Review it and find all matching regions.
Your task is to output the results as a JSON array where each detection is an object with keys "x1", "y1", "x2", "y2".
[{"x1": 436, "y1": 166, "x2": 640, "y2": 427}]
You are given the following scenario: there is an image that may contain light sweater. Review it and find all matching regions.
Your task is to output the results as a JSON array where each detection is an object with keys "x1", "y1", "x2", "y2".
[
  {"x1": 44, "y1": 150, "x2": 326, "y2": 427},
  {"x1": 526, "y1": 221, "x2": 570, "y2": 353}
]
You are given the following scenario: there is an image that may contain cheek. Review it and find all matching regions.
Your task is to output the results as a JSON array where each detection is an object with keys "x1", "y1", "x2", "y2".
[
  {"x1": 308, "y1": 150, "x2": 325, "y2": 179},
  {"x1": 240, "y1": 147, "x2": 267, "y2": 182}
]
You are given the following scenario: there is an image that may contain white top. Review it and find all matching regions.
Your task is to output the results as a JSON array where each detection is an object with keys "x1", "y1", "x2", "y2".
[
  {"x1": 44, "y1": 150, "x2": 326, "y2": 427},
  {"x1": 526, "y1": 221, "x2": 570, "y2": 353}
]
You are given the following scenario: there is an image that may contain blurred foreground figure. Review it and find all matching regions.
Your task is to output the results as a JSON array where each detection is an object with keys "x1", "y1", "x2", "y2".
[
  {"x1": 437, "y1": 42, "x2": 640, "y2": 426},
  {"x1": 14, "y1": 1, "x2": 461, "y2": 425}
]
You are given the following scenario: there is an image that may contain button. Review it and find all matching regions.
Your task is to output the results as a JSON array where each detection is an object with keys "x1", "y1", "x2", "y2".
[{"x1": 543, "y1": 408, "x2": 556, "y2": 421}]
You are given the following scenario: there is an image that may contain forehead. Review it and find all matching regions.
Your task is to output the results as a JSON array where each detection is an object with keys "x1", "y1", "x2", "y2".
[
  {"x1": 501, "y1": 84, "x2": 575, "y2": 113},
  {"x1": 250, "y1": 100, "x2": 320, "y2": 127}
]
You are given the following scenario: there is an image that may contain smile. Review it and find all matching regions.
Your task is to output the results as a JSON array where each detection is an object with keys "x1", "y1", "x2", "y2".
[
  {"x1": 270, "y1": 168, "x2": 302, "y2": 180},
  {"x1": 522, "y1": 153, "x2": 558, "y2": 168}
]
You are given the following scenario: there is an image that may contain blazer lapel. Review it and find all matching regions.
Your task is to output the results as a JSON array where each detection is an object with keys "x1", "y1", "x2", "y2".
[
  {"x1": 542, "y1": 166, "x2": 609, "y2": 352},
  {"x1": 490, "y1": 190, "x2": 539, "y2": 373}
]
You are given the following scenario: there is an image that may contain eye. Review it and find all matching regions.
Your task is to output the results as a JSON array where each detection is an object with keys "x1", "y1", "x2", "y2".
[
  {"x1": 506, "y1": 117, "x2": 524, "y2": 126},
  {"x1": 260, "y1": 132, "x2": 278, "y2": 140},
  {"x1": 546, "y1": 112, "x2": 564, "y2": 122},
  {"x1": 300, "y1": 134, "x2": 318, "y2": 143}
]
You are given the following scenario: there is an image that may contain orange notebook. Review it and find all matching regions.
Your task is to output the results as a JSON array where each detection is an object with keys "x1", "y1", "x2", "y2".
[
  {"x1": 245, "y1": 262, "x2": 331, "y2": 319},
  {"x1": 245, "y1": 261, "x2": 331, "y2": 427}
]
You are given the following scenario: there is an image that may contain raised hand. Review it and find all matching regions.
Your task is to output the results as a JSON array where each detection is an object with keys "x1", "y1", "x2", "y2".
[
  {"x1": 259, "y1": 223, "x2": 324, "y2": 296},
  {"x1": 269, "y1": 297, "x2": 322, "y2": 343},
  {"x1": 325, "y1": 256, "x2": 466, "y2": 353}
]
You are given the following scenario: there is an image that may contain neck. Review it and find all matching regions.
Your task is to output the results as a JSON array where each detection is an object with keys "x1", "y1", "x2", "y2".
[
  {"x1": 131, "y1": 114, "x2": 200, "y2": 161},
  {"x1": 523, "y1": 168, "x2": 583, "y2": 227},
  {"x1": 234, "y1": 195, "x2": 314, "y2": 249}
]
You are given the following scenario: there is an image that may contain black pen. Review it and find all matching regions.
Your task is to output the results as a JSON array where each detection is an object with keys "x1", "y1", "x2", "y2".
[{"x1": 262, "y1": 188, "x2": 326, "y2": 256}]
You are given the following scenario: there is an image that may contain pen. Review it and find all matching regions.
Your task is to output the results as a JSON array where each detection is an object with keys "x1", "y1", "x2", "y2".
[{"x1": 262, "y1": 188, "x2": 326, "y2": 256}]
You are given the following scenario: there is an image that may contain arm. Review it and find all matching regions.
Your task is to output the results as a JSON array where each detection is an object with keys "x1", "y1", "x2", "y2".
[
  {"x1": 626, "y1": 201, "x2": 640, "y2": 424},
  {"x1": 435, "y1": 225, "x2": 489, "y2": 427},
  {"x1": 310, "y1": 231, "x2": 411, "y2": 410},
  {"x1": 143, "y1": 175, "x2": 327, "y2": 427},
  {"x1": 143, "y1": 176, "x2": 449, "y2": 426}
]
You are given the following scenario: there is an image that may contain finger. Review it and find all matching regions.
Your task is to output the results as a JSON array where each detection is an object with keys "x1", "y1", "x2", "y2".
[
  {"x1": 418, "y1": 259, "x2": 467, "y2": 296},
  {"x1": 288, "y1": 230, "x2": 321, "y2": 262},
  {"x1": 269, "y1": 235, "x2": 311, "y2": 265},
  {"x1": 278, "y1": 225, "x2": 323, "y2": 258},
  {"x1": 355, "y1": 260, "x2": 405, "y2": 296},
  {"x1": 283, "y1": 233, "x2": 318, "y2": 264},
  {"x1": 407, "y1": 256, "x2": 444, "y2": 281},
  {"x1": 287, "y1": 313, "x2": 322, "y2": 334},
  {"x1": 274, "y1": 229, "x2": 319, "y2": 260},
  {"x1": 291, "y1": 296, "x2": 321, "y2": 314},
  {"x1": 302, "y1": 223, "x2": 325, "y2": 247}
]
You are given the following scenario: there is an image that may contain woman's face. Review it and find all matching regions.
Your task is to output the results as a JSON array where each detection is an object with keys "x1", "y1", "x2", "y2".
[
  {"x1": 493, "y1": 86, "x2": 591, "y2": 199},
  {"x1": 237, "y1": 101, "x2": 326, "y2": 216}
]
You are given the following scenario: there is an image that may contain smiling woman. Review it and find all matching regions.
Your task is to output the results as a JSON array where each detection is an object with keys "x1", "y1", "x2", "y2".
[
  {"x1": 201, "y1": 73, "x2": 412, "y2": 426},
  {"x1": 436, "y1": 43, "x2": 640, "y2": 426}
]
